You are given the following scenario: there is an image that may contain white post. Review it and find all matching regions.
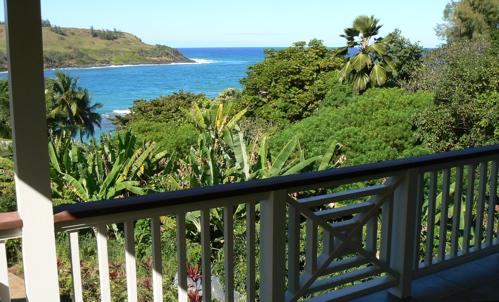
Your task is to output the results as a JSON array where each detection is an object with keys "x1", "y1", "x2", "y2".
[
  {"x1": 4, "y1": 0, "x2": 60, "y2": 300},
  {"x1": 388, "y1": 169, "x2": 419, "y2": 299},
  {"x1": 259, "y1": 190, "x2": 286, "y2": 302}
]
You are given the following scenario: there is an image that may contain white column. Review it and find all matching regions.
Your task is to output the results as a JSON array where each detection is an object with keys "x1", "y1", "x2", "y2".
[{"x1": 4, "y1": 0, "x2": 60, "y2": 301}]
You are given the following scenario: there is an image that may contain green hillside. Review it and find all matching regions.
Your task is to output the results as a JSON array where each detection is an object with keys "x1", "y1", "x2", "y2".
[{"x1": 0, "y1": 25, "x2": 193, "y2": 70}]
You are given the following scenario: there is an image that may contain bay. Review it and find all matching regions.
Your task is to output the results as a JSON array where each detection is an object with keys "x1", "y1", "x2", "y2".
[{"x1": 0, "y1": 47, "x2": 274, "y2": 138}]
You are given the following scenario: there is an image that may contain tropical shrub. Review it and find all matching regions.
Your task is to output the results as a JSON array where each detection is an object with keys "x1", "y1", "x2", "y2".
[
  {"x1": 383, "y1": 29, "x2": 424, "y2": 86},
  {"x1": 112, "y1": 90, "x2": 210, "y2": 127},
  {"x1": 237, "y1": 39, "x2": 343, "y2": 125},
  {"x1": 129, "y1": 120, "x2": 198, "y2": 156},
  {"x1": 271, "y1": 88, "x2": 433, "y2": 166},
  {"x1": 412, "y1": 37, "x2": 499, "y2": 151}
]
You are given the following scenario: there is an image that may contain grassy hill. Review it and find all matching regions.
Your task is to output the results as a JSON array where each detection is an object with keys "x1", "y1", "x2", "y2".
[{"x1": 0, "y1": 25, "x2": 193, "y2": 70}]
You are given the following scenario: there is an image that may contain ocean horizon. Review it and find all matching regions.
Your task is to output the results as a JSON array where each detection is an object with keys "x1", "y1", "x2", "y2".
[{"x1": 0, "y1": 47, "x2": 276, "y2": 138}]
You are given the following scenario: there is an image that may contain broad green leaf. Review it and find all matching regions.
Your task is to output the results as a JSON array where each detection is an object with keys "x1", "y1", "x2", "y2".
[
  {"x1": 223, "y1": 127, "x2": 234, "y2": 150},
  {"x1": 48, "y1": 142, "x2": 61, "y2": 173},
  {"x1": 104, "y1": 187, "x2": 117, "y2": 200},
  {"x1": 98, "y1": 152, "x2": 124, "y2": 198},
  {"x1": 283, "y1": 156, "x2": 320, "y2": 175},
  {"x1": 114, "y1": 180, "x2": 140, "y2": 191},
  {"x1": 339, "y1": 61, "x2": 354, "y2": 82},
  {"x1": 0, "y1": 157, "x2": 13, "y2": 170},
  {"x1": 334, "y1": 46, "x2": 349, "y2": 56},
  {"x1": 62, "y1": 173, "x2": 89, "y2": 201},
  {"x1": 367, "y1": 43, "x2": 388, "y2": 56},
  {"x1": 208, "y1": 147, "x2": 219, "y2": 185},
  {"x1": 233, "y1": 124, "x2": 250, "y2": 180},
  {"x1": 215, "y1": 102, "x2": 224, "y2": 131},
  {"x1": 167, "y1": 175, "x2": 182, "y2": 190},
  {"x1": 370, "y1": 64, "x2": 387, "y2": 86},
  {"x1": 352, "y1": 53, "x2": 370, "y2": 72},
  {"x1": 125, "y1": 185, "x2": 145, "y2": 195},
  {"x1": 226, "y1": 108, "x2": 247, "y2": 129},
  {"x1": 319, "y1": 141, "x2": 342, "y2": 171},
  {"x1": 152, "y1": 150, "x2": 169, "y2": 164},
  {"x1": 254, "y1": 136, "x2": 268, "y2": 173},
  {"x1": 186, "y1": 211, "x2": 202, "y2": 233},
  {"x1": 131, "y1": 142, "x2": 157, "y2": 177},
  {"x1": 352, "y1": 72, "x2": 370, "y2": 93},
  {"x1": 120, "y1": 147, "x2": 143, "y2": 181},
  {"x1": 269, "y1": 137, "x2": 298, "y2": 177},
  {"x1": 382, "y1": 56, "x2": 396, "y2": 73},
  {"x1": 71, "y1": 143, "x2": 79, "y2": 164}
]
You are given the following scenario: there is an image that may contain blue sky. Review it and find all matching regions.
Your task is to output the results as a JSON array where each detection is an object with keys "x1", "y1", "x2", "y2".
[{"x1": 5, "y1": 0, "x2": 449, "y2": 48}]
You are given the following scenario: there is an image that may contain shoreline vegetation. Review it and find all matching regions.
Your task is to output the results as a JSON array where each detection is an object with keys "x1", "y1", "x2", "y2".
[
  {"x1": 0, "y1": 23, "x2": 194, "y2": 70},
  {"x1": 0, "y1": 59, "x2": 212, "y2": 73}
]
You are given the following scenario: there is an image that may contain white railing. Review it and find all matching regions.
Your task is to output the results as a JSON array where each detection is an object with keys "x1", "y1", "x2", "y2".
[{"x1": 0, "y1": 145, "x2": 498, "y2": 301}]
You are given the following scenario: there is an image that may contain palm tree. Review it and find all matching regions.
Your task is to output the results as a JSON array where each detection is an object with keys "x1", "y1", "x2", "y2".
[
  {"x1": 46, "y1": 72, "x2": 102, "y2": 139},
  {"x1": 336, "y1": 15, "x2": 395, "y2": 94}
]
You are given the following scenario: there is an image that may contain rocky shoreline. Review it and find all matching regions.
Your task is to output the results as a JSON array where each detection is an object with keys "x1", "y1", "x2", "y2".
[{"x1": 0, "y1": 58, "x2": 196, "y2": 73}]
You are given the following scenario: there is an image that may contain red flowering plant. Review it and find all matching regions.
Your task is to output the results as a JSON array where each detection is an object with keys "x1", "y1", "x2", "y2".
[{"x1": 187, "y1": 263, "x2": 203, "y2": 302}]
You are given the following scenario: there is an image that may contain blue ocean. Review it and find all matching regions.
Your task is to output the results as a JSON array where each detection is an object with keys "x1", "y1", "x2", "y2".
[{"x1": 0, "y1": 47, "x2": 275, "y2": 137}]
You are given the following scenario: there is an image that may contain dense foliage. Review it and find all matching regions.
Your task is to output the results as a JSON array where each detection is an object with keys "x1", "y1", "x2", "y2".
[
  {"x1": 112, "y1": 90, "x2": 210, "y2": 127},
  {"x1": 49, "y1": 130, "x2": 172, "y2": 204},
  {"x1": 237, "y1": 39, "x2": 343, "y2": 125},
  {"x1": 271, "y1": 88, "x2": 433, "y2": 165},
  {"x1": 412, "y1": 37, "x2": 499, "y2": 151},
  {"x1": 436, "y1": 0, "x2": 499, "y2": 42},
  {"x1": 0, "y1": 73, "x2": 103, "y2": 140},
  {"x1": 383, "y1": 29, "x2": 424, "y2": 86},
  {"x1": 111, "y1": 90, "x2": 211, "y2": 155}
]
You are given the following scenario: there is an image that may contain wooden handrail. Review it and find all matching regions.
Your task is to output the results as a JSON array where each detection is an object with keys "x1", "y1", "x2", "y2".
[
  {"x1": 0, "y1": 211, "x2": 22, "y2": 231},
  {"x1": 3, "y1": 145, "x2": 498, "y2": 229},
  {"x1": 52, "y1": 144, "x2": 499, "y2": 224}
]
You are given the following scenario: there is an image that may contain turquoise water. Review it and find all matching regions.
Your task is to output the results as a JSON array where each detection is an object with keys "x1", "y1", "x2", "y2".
[{"x1": 0, "y1": 47, "x2": 274, "y2": 137}]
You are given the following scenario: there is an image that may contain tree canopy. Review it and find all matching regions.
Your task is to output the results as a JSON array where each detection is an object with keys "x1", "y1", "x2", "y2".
[
  {"x1": 383, "y1": 29, "x2": 424, "y2": 86},
  {"x1": 46, "y1": 72, "x2": 102, "y2": 139},
  {"x1": 0, "y1": 73, "x2": 102, "y2": 140},
  {"x1": 412, "y1": 36, "x2": 499, "y2": 151},
  {"x1": 237, "y1": 39, "x2": 343, "y2": 125},
  {"x1": 112, "y1": 90, "x2": 210, "y2": 128},
  {"x1": 271, "y1": 88, "x2": 432, "y2": 166},
  {"x1": 436, "y1": 0, "x2": 499, "y2": 42}
]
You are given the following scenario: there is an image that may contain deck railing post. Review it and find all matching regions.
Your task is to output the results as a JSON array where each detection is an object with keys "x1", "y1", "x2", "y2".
[
  {"x1": 259, "y1": 190, "x2": 287, "y2": 302},
  {"x1": 388, "y1": 168, "x2": 420, "y2": 299},
  {"x1": 4, "y1": 0, "x2": 60, "y2": 300}
]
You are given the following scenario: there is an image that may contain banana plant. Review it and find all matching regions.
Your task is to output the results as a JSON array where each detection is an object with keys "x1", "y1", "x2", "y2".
[
  {"x1": 170, "y1": 102, "x2": 343, "y2": 238},
  {"x1": 49, "y1": 130, "x2": 174, "y2": 204}
]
